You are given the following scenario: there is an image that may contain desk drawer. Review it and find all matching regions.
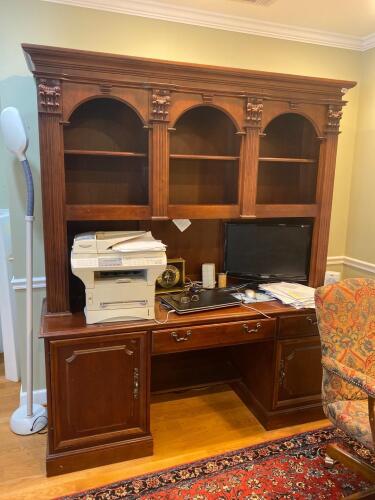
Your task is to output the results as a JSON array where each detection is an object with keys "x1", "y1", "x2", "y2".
[
  {"x1": 278, "y1": 313, "x2": 318, "y2": 339},
  {"x1": 152, "y1": 318, "x2": 276, "y2": 354}
]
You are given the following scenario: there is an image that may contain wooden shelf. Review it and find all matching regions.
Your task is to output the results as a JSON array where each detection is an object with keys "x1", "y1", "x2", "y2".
[
  {"x1": 168, "y1": 204, "x2": 240, "y2": 219},
  {"x1": 255, "y1": 204, "x2": 318, "y2": 218},
  {"x1": 170, "y1": 154, "x2": 239, "y2": 161},
  {"x1": 259, "y1": 157, "x2": 316, "y2": 163},
  {"x1": 64, "y1": 149, "x2": 147, "y2": 158},
  {"x1": 66, "y1": 204, "x2": 151, "y2": 220}
]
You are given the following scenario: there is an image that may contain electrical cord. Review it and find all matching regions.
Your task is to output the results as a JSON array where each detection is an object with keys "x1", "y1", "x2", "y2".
[
  {"x1": 154, "y1": 307, "x2": 176, "y2": 324},
  {"x1": 231, "y1": 284, "x2": 272, "y2": 319},
  {"x1": 30, "y1": 414, "x2": 48, "y2": 434}
]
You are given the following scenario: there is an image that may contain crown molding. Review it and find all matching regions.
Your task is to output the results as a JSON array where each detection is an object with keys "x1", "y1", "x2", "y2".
[
  {"x1": 43, "y1": 0, "x2": 375, "y2": 52},
  {"x1": 361, "y1": 33, "x2": 375, "y2": 51}
]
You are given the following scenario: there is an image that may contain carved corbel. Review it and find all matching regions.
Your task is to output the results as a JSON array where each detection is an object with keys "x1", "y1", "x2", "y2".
[
  {"x1": 326, "y1": 104, "x2": 343, "y2": 133},
  {"x1": 245, "y1": 97, "x2": 263, "y2": 128},
  {"x1": 37, "y1": 78, "x2": 61, "y2": 113},
  {"x1": 151, "y1": 89, "x2": 171, "y2": 121}
]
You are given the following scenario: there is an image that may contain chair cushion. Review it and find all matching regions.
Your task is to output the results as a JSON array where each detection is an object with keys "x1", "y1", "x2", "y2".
[{"x1": 326, "y1": 399, "x2": 374, "y2": 450}]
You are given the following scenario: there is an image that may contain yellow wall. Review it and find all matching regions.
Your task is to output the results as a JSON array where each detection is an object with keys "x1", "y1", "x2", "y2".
[
  {"x1": 346, "y1": 48, "x2": 375, "y2": 266},
  {"x1": 0, "y1": 0, "x2": 365, "y2": 389}
]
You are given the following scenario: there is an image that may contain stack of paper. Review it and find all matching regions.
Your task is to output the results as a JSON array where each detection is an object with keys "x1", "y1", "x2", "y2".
[
  {"x1": 259, "y1": 282, "x2": 316, "y2": 309},
  {"x1": 112, "y1": 232, "x2": 166, "y2": 253}
]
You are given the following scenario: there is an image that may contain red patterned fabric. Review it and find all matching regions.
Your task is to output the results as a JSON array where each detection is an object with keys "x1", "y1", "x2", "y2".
[
  {"x1": 315, "y1": 278, "x2": 375, "y2": 449},
  {"x1": 59, "y1": 427, "x2": 375, "y2": 500}
]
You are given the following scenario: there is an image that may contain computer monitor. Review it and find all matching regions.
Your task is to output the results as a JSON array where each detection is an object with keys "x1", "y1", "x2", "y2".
[{"x1": 224, "y1": 221, "x2": 312, "y2": 282}]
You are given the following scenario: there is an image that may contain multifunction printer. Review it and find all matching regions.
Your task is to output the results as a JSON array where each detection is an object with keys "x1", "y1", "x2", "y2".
[{"x1": 71, "y1": 231, "x2": 167, "y2": 324}]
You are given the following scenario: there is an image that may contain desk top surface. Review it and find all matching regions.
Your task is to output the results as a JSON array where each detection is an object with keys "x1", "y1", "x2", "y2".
[{"x1": 40, "y1": 298, "x2": 314, "y2": 339}]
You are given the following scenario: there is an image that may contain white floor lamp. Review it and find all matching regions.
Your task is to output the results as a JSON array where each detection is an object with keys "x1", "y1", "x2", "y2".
[{"x1": 0, "y1": 107, "x2": 47, "y2": 434}]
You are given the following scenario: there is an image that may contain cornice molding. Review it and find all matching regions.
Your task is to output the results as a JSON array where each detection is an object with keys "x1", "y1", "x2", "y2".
[
  {"x1": 361, "y1": 33, "x2": 375, "y2": 51},
  {"x1": 43, "y1": 0, "x2": 375, "y2": 52}
]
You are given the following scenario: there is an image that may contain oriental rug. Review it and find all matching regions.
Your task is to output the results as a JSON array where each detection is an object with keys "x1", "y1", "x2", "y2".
[{"x1": 60, "y1": 427, "x2": 375, "y2": 499}]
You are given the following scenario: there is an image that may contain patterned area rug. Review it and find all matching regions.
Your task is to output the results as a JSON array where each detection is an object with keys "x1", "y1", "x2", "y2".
[{"x1": 61, "y1": 427, "x2": 375, "y2": 499}]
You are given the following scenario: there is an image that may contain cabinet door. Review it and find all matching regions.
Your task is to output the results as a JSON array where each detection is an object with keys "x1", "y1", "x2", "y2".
[
  {"x1": 49, "y1": 331, "x2": 149, "y2": 453},
  {"x1": 273, "y1": 336, "x2": 322, "y2": 409}
]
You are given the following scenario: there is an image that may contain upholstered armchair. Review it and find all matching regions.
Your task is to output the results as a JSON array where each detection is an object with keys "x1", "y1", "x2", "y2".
[{"x1": 315, "y1": 278, "x2": 375, "y2": 483}]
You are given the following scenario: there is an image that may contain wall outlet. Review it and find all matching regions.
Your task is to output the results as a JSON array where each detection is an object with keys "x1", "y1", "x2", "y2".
[{"x1": 324, "y1": 270, "x2": 341, "y2": 285}]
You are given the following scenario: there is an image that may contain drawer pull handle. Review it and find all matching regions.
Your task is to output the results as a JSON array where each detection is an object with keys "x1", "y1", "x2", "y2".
[
  {"x1": 243, "y1": 322, "x2": 262, "y2": 334},
  {"x1": 171, "y1": 330, "x2": 192, "y2": 342},
  {"x1": 133, "y1": 367, "x2": 139, "y2": 400},
  {"x1": 306, "y1": 316, "x2": 318, "y2": 326}
]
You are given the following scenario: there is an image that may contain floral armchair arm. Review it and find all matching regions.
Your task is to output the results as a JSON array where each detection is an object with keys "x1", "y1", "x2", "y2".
[{"x1": 321, "y1": 356, "x2": 375, "y2": 398}]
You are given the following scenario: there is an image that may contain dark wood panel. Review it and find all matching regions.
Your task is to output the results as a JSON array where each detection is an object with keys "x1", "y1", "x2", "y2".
[
  {"x1": 151, "y1": 348, "x2": 241, "y2": 393},
  {"x1": 169, "y1": 159, "x2": 239, "y2": 205},
  {"x1": 170, "y1": 106, "x2": 240, "y2": 156},
  {"x1": 63, "y1": 97, "x2": 147, "y2": 153},
  {"x1": 259, "y1": 113, "x2": 319, "y2": 160},
  {"x1": 46, "y1": 435, "x2": 153, "y2": 477},
  {"x1": 65, "y1": 156, "x2": 148, "y2": 205},
  {"x1": 273, "y1": 336, "x2": 322, "y2": 409},
  {"x1": 38, "y1": 112, "x2": 70, "y2": 313},
  {"x1": 231, "y1": 340, "x2": 275, "y2": 411},
  {"x1": 168, "y1": 204, "x2": 240, "y2": 219},
  {"x1": 255, "y1": 204, "x2": 318, "y2": 218},
  {"x1": 49, "y1": 331, "x2": 149, "y2": 453},
  {"x1": 141, "y1": 219, "x2": 224, "y2": 280},
  {"x1": 152, "y1": 318, "x2": 275, "y2": 354},
  {"x1": 66, "y1": 205, "x2": 151, "y2": 220},
  {"x1": 257, "y1": 163, "x2": 317, "y2": 204},
  {"x1": 278, "y1": 313, "x2": 318, "y2": 338}
]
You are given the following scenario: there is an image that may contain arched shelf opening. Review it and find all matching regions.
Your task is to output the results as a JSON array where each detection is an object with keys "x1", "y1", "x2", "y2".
[
  {"x1": 169, "y1": 106, "x2": 240, "y2": 205},
  {"x1": 64, "y1": 98, "x2": 148, "y2": 206},
  {"x1": 64, "y1": 97, "x2": 147, "y2": 153},
  {"x1": 171, "y1": 105, "x2": 240, "y2": 156},
  {"x1": 257, "y1": 113, "x2": 319, "y2": 205}
]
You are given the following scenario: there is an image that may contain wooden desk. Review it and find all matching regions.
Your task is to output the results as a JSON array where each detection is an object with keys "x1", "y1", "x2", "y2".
[{"x1": 41, "y1": 299, "x2": 323, "y2": 476}]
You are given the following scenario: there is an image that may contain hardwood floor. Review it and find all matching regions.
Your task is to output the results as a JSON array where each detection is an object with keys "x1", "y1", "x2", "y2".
[{"x1": 0, "y1": 354, "x2": 328, "y2": 500}]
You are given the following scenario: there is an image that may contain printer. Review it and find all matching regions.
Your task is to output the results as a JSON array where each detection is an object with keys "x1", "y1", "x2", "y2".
[{"x1": 71, "y1": 231, "x2": 167, "y2": 324}]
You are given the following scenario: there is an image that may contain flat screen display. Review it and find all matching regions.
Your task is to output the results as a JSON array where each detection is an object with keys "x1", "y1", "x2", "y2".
[{"x1": 224, "y1": 222, "x2": 312, "y2": 281}]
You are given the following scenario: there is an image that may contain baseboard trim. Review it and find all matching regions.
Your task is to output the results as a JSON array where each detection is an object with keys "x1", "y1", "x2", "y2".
[
  {"x1": 327, "y1": 256, "x2": 375, "y2": 274},
  {"x1": 20, "y1": 388, "x2": 47, "y2": 406},
  {"x1": 11, "y1": 276, "x2": 47, "y2": 291}
]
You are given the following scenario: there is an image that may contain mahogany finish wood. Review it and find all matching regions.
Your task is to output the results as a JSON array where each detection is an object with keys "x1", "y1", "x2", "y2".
[
  {"x1": 24, "y1": 44, "x2": 356, "y2": 475},
  {"x1": 23, "y1": 43, "x2": 355, "y2": 310},
  {"x1": 152, "y1": 318, "x2": 275, "y2": 354},
  {"x1": 273, "y1": 336, "x2": 323, "y2": 409}
]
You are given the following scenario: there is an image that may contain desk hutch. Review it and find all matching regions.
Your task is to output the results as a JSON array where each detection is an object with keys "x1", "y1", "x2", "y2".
[{"x1": 22, "y1": 44, "x2": 355, "y2": 476}]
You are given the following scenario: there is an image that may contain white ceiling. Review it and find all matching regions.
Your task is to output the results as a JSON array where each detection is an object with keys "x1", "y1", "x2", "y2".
[{"x1": 44, "y1": 0, "x2": 375, "y2": 50}]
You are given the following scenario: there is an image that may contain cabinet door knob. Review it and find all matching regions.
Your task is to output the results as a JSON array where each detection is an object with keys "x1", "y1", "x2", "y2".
[
  {"x1": 171, "y1": 330, "x2": 192, "y2": 342},
  {"x1": 306, "y1": 315, "x2": 318, "y2": 326},
  {"x1": 243, "y1": 322, "x2": 262, "y2": 334}
]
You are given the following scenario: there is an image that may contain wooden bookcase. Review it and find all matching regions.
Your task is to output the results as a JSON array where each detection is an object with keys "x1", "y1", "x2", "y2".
[{"x1": 23, "y1": 44, "x2": 356, "y2": 475}]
